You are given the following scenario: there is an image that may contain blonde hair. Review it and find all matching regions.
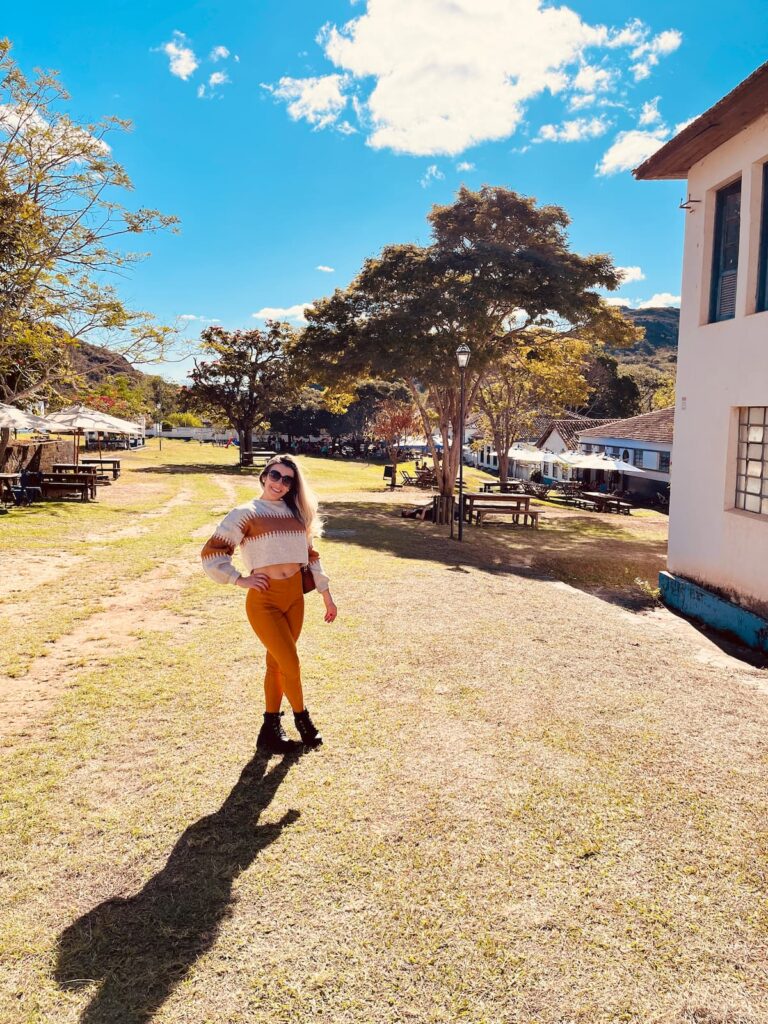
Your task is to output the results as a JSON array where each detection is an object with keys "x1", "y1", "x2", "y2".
[{"x1": 260, "y1": 455, "x2": 323, "y2": 538}]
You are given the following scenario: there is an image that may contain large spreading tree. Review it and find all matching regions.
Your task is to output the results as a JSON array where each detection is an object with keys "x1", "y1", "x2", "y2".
[
  {"x1": 185, "y1": 324, "x2": 303, "y2": 462},
  {"x1": 297, "y1": 185, "x2": 640, "y2": 497}
]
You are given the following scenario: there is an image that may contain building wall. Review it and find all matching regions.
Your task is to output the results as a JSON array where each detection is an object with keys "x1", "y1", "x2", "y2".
[{"x1": 670, "y1": 110, "x2": 768, "y2": 615}]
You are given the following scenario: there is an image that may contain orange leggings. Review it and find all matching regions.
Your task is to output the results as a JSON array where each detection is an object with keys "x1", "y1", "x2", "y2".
[{"x1": 245, "y1": 572, "x2": 305, "y2": 713}]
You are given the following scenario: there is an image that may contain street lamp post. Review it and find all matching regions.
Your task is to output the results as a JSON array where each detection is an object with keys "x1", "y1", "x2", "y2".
[{"x1": 456, "y1": 343, "x2": 471, "y2": 541}]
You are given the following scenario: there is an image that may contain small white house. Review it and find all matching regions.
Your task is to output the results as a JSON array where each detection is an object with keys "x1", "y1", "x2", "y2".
[
  {"x1": 635, "y1": 61, "x2": 768, "y2": 641},
  {"x1": 536, "y1": 417, "x2": 618, "y2": 482},
  {"x1": 576, "y1": 408, "x2": 674, "y2": 499}
]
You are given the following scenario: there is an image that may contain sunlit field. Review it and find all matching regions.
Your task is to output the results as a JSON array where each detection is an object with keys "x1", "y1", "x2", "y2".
[{"x1": 1, "y1": 441, "x2": 766, "y2": 1024}]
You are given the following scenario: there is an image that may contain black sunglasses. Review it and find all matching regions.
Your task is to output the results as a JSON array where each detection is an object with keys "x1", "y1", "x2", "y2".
[{"x1": 266, "y1": 467, "x2": 295, "y2": 487}]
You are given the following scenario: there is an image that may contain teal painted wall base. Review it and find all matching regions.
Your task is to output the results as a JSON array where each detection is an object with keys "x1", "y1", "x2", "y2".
[{"x1": 659, "y1": 571, "x2": 768, "y2": 653}]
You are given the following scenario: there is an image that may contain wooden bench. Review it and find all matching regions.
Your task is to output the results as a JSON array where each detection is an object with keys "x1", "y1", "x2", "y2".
[
  {"x1": 41, "y1": 479, "x2": 91, "y2": 502},
  {"x1": 476, "y1": 506, "x2": 544, "y2": 528}
]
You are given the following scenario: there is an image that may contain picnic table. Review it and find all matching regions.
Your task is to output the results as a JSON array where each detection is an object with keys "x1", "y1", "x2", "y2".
[
  {"x1": 480, "y1": 480, "x2": 524, "y2": 493},
  {"x1": 41, "y1": 471, "x2": 96, "y2": 501},
  {"x1": 460, "y1": 491, "x2": 543, "y2": 528},
  {"x1": 81, "y1": 457, "x2": 121, "y2": 480},
  {"x1": 240, "y1": 449, "x2": 276, "y2": 468},
  {"x1": 54, "y1": 462, "x2": 111, "y2": 485},
  {"x1": 580, "y1": 491, "x2": 633, "y2": 514}
]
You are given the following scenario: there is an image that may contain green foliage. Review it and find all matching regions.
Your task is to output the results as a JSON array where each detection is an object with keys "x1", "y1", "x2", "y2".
[
  {"x1": 579, "y1": 354, "x2": 642, "y2": 419},
  {"x1": 475, "y1": 331, "x2": 594, "y2": 484},
  {"x1": 185, "y1": 323, "x2": 306, "y2": 454},
  {"x1": 297, "y1": 185, "x2": 640, "y2": 495},
  {"x1": 0, "y1": 39, "x2": 179, "y2": 402},
  {"x1": 167, "y1": 412, "x2": 203, "y2": 427}
]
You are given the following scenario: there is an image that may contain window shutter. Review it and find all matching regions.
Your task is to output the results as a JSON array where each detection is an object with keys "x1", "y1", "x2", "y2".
[{"x1": 710, "y1": 179, "x2": 741, "y2": 322}]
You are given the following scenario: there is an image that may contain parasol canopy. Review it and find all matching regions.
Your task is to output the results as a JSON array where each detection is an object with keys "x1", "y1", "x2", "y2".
[
  {"x1": 507, "y1": 444, "x2": 544, "y2": 465},
  {"x1": 569, "y1": 452, "x2": 646, "y2": 474},
  {"x1": 42, "y1": 404, "x2": 140, "y2": 464},
  {"x1": 0, "y1": 403, "x2": 48, "y2": 430}
]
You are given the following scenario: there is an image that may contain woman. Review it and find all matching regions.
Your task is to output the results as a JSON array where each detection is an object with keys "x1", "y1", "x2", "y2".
[{"x1": 200, "y1": 455, "x2": 337, "y2": 754}]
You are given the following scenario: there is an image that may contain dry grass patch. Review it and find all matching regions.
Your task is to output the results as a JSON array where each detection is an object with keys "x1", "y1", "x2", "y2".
[{"x1": 1, "y1": 445, "x2": 766, "y2": 1024}]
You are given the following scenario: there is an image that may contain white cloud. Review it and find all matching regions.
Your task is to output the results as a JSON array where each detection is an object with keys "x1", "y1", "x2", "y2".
[
  {"x1": 568, "y1": 92, "x2": 595, "y2": 111},
  {"x1": 631, "y1": 29, "x2": 682, "y2": 81},
  {"x1": 0, "y1": 104, "x2": 111, "y2": 161},
  {"x1": 637, "y1": 292, "x2": 680, "y2": 308},
  {"x1": 596, "y1": 127, "x2": 668, "y2": 175},
  {"x1": 266, "y1": 2, "x2": 684, "y2": 157},
  {"x1": 210, "y1": 45, "x2": 230, "y2": 62},
  {"x1": 252, "y1": 304, "x2": 312, "y2": 323},
  {"x1": 638, "y1": 96, "x2": 661, "y2": 126},
  {"x1": 209, "y1": 71, "x2": 229, "y2": 87},
  {"x1": 197, "y1": 84, "x2": 206, "y2": 99},
  {"x1": 265, "y1": 75, "x2": 348, "y2": 129},
  {"x1": 337, "y1": 120, "x2": 358, "y2": 135},
  {"x1": 537, "y1": 115, "x2": 610, "y2": 143},
  {"x1": 159, "y1": 31, "x2": 199, "y2": 81},
  {"x1": 572, "y1": 64, "x2": 612, "y2": 93},
  {"x1": 180, "y1": 314, "x2": 220, "y2": 322},
  {"x1": 316, "y1": 265, "x2": 335, "y2": 273},
  {"x1": 602, "y1": 295, "x2": 632, "y2": 307},
  {"x1": 616, "y1": 266, "x2": 645, "y2": 284},
  {"x1": 456, "y1": 161, "x2": 475, "y2": 171},
  {"x1": 420, "y1": 164, "x2": 445, "y2": 187}
]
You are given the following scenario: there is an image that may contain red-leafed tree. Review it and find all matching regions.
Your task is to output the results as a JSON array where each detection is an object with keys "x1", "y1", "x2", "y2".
[{"x1": 371, "y1": 399, "x2": 422, "y2": 489}]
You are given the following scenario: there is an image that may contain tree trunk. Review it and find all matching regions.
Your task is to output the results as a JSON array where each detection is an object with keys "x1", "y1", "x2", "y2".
[
  {"x1": 0, "y1": 427, "x2": 10, "y2": 470},
  {"x1": 498, "y1": 451, "x2": 509, "y2": 490},
  {"x1": 238, "y1": 424, "x2": 254, "y2": 466}
]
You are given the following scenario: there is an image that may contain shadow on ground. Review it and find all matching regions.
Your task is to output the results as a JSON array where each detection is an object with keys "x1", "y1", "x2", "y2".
[
  {"x1": 323, "y1": 501, "x2": 768, "y2": 668},
  {"x1": 323, "y1": 499, "x2": 664, "y2": 591},
  {"x1": 54, "y1": 752, "x2": 300, "y2": 1024}
]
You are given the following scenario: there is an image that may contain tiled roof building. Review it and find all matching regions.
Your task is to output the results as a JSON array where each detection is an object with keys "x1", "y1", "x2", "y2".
[{"x1": 578, "y1": 407, "x2": 674, "y2": 445}]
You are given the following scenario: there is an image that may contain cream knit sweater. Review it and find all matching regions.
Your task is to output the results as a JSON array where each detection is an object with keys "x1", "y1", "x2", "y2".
[{"x1": 200, "y1": 497, "x2": 330, "y2": 591}]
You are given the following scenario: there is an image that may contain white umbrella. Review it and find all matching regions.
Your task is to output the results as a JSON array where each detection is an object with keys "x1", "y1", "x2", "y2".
[
  {"x1": 507, "y1": 445, "x2": 544, "y2": 465},
  {"x1": 0, "y1": 403, "x2": 48, "y2": 430},
  {"x1": 572, "y1": 452, "x2": 645, "y2": 474},
  {"x1": 87, "y1": 411, "x2": 141, "y2": 434},
  {"x1": 43, "y1": 404, "x2": 139, "y2": 464}
]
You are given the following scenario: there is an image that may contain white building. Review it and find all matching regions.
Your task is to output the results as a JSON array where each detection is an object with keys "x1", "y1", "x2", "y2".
[
  {"x1": 536, "y1": 417, "x2": 618, "y2": 483},
  {"x1": 576, "y1": 409, "x2": 674, "y2": 500},
  {"x1": 635, "y1": 61, "x2": 768, "y2": 636}
]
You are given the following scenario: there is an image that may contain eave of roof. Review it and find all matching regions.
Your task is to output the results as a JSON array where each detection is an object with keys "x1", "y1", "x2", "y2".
[
  {"x1": 634, "y1": 61, "x2": 768, "y2": 180},
  {"x1": 578, "y1": 407, "x2": 675, "y2": 444}
]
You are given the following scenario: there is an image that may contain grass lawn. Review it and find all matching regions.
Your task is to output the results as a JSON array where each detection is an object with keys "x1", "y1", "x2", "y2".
[{"x1": 1, "y1": 441, "x2": 767, "y2": 1024}]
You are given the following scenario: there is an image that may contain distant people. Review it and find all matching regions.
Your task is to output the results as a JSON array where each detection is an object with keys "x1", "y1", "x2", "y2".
[{"x1": 200, "y1": 456, "x2": 337, "y2": 754}]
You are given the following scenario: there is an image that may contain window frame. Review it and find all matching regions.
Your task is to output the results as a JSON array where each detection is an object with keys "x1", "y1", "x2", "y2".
[
  {"x1": 757, "y1": 162, "x2": 768, "y2": 313},
  {"x1": 709, "y1": 177, "x2": 742, "y2": 323},
  {"x1": 734, "y1": 406, "x2": 768, "y2": 517}
]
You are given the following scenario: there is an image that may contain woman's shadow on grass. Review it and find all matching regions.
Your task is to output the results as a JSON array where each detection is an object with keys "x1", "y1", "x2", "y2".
[{"x1": 54, "y1": 752, "x2": 300, "y2": 1024}]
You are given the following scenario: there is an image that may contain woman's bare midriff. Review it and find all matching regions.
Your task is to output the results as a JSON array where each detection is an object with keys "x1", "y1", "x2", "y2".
[{"x1": 261, "y1": 562, "x2": 302, "y2": 580}]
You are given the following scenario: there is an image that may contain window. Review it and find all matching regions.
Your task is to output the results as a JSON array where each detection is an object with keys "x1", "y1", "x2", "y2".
[
  {"x1": 659, "y1": 452, "x2": 671, "y2": 474},
  {"x1": 710, "y1": 178, "x2": 741, "y2": 322},
  {"x1": 758, "y1": 163, "x2": 768, "y2": 312},
  {"x1": 735, "y1": 407, "x2": 768, "y2": 515}
]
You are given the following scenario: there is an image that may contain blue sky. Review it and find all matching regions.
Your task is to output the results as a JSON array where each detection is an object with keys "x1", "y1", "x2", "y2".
[{"x1": 4, "y1": 1, "x2": 768, "y2": 382}]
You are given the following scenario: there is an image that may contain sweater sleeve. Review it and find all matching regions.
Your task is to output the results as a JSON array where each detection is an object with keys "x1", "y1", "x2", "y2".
[
  {"x1": 200, "y1": 508, "x2": 247, "y2": 585},
  {"x1": 307, "y1": 540, "x2": 330, "y2": 593}
]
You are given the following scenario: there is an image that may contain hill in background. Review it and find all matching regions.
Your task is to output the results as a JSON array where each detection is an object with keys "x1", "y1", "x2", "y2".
[
  {"x1": 612, "y1": 306, "x2": 679, "y2": 369},
  {"x1": 69, "y1": 340, "x2": 142, "y2": 385}
]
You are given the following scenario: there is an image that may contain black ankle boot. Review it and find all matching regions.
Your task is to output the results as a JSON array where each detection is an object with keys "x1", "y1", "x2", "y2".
[
  {"x1": 294, "y1": 708, "x2": 323, "y2": 748},
  {"x1": 257, "y1": 712, "x2": 302, "y2": 755}
]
